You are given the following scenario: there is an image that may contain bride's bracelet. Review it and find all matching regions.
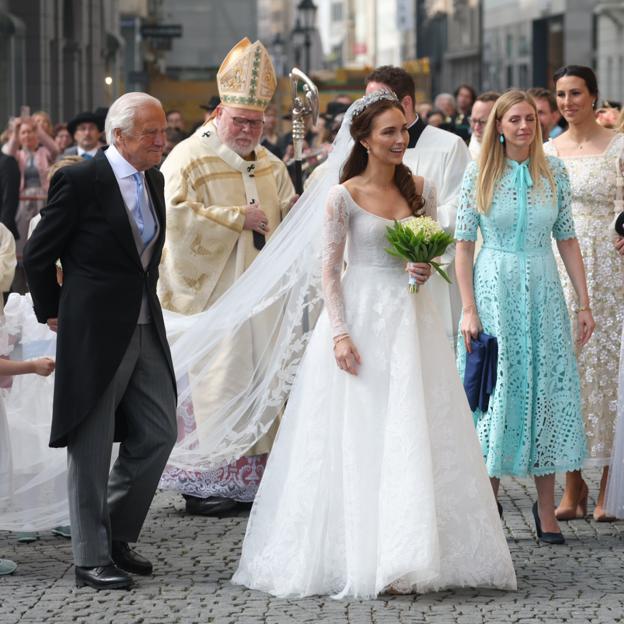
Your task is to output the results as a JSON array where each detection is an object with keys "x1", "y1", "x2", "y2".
[
  {"x1": 575, "y1": 304, "x2": 591, "y2": 314},
  {"x1": 333, "y1": 334, "x2": 350, "y2": 349}
]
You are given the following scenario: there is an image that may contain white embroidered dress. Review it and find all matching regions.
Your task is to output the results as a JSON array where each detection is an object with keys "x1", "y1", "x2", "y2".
[
  {"x1": 545, "y1": 134, "x2": 624, "y2": 466},
  {"x1": 232, "y1": 183, "x2": 516, "y2": 599}
]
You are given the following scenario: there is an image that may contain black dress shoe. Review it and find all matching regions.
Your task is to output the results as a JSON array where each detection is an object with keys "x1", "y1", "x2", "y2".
[
  {"x1": 532, "y1": 502, "x2": 565, "y2": 545},
  {"x1": 111, "y1": 541, "x2": 153, "y2": 576},
  {"x1": 75, "y1": 564, "x2": 132, "y2": 589},
  {"x1": 497, "y1": 500, "x2": 503, "y2": 518},
  {"x1": 184, "y1": 495, "x2": 240, "y2": 516}
]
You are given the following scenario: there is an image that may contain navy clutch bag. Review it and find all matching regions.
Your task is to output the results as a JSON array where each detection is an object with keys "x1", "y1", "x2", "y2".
[
  {"x1": 615, "y1": 211, "x2": 624, "y2": 237},
  {"x1": 463, "y1": 333, "x2": 498, "y2": 413}
]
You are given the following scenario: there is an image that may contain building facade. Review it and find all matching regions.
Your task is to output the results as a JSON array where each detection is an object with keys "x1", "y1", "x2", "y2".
[
  {"x1": 594, "y1": 2, "x2": 624, "y2": 101},
  {"x1": 0, "y1": 0, "x2": 122, "y2": 126},
  {"x1": 315, "y1": 0, "x2": 417, "y2": 69},
  {"x1": 482, "y1": 0, "x2": 597, "y2": 91}
]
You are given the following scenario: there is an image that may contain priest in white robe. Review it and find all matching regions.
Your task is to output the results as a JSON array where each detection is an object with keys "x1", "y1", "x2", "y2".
[
  {"x1": 366, "y1": 67, "x2": 471, "y2": 344},
  {"x1": 159, "y1": 38, "x2": 295, "y2": 515}
]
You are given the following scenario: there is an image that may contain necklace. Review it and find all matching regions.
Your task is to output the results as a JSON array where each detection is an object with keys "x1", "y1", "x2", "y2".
[{"x1": 571, "y1": 136, "x2": 590, "y2": 150}]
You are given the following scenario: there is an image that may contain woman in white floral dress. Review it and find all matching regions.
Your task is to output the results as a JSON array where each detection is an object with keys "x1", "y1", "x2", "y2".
[{"x1": 545, "y1": 65, "x2": 624, "y2": 521}]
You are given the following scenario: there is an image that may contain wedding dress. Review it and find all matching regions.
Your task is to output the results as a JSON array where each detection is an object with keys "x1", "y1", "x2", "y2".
[{"x1": 232, "y1": 182, "x2": 517, "y2": 599}]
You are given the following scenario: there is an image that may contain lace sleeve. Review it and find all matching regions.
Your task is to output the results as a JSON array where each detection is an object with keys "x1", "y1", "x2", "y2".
[
  {"x1": 455, "y1": 161, "x2": 479, "y2": 241},
  {"x1": 552, "y1": 158, "x2": 577, "y2": 240},
  {"x1": 322, "y1": 186, "x2": 350, "y2": 338}
]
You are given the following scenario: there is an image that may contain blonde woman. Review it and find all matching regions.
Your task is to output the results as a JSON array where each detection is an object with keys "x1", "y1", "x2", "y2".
[{"x1": 455, "y1": 90, "x2": 594, "y2": 544}]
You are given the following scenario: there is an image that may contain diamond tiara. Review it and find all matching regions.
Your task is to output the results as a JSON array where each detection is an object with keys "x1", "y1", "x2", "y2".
[{"x1": 350, "y1": 89, "x2": 399, "y2": 119}]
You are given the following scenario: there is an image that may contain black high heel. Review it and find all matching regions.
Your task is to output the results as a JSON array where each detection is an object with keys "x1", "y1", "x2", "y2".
[{"x1": 532, "y1": 502, "x2": 565, "y2": 545}]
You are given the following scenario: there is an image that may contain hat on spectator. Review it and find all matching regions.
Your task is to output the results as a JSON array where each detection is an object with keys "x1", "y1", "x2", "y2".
[
  {"x1": 67, "y1": 111, "x2": 104, "y2": 136},
  {"x1": 321, "y1": 101, "x2": 350, "y2": 122},
  {"x1": 199, "y1": 96, "x2": 221, "y2": 112}
]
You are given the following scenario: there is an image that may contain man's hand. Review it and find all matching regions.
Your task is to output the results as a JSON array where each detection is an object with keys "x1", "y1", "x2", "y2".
[
  {"x1": 244, "y1": 203, "x2": 270, "y2": 235},
  {"x1": 47, "y1": 318, "x2": 58, "y2": 332},
  {"x1": 288, "y1": 194, "x2": 300, "y2": 211},
  {"x1": 31, "y1": 357, "x2": 55, "y2": 376}
]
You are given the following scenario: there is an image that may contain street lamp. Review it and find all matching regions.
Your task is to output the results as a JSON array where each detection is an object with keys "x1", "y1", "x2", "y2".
[
  {"x1": 271, "y1": 32, "x2": 286, "y2": 77},
  {"x1": 296, "y1": 0, "x2": 317, "y2": 74},
  {"x1": 291, "y1": 18, "x2": 305, "y2": 70}
]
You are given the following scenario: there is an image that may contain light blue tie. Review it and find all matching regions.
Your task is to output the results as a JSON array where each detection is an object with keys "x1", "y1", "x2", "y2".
[
  {"x1": 131, "y1": 172, "x2": 155, "y2": 245},
  {"x1": 82, "y1": 153, "x2": 93, "y2": 160}
]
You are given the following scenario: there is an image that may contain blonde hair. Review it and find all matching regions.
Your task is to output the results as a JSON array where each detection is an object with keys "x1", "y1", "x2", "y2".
[
  {"x1": 476, "y1": 90, "x2": 555, "y2": 214},
  {"x1": 48, "y1": 155, "x2": 83, "y2": 180},
  {"x1": 617, "y1": 108, "x2": 624, "y2": 133}
]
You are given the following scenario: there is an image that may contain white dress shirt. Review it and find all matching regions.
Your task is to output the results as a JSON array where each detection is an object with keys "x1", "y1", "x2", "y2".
[
  {"x1": 77, "y1": 147, "x2": 99, "y2": 158},
  {"x1": 104, "y1": 144, "x2": 155, "y2": 243}
]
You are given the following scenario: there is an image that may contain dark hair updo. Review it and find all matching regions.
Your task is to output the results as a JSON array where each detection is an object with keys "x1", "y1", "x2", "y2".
[
  {"x1": 553, "y1": 65, "x2": 599, "y2": 108},
  {"x1": 339, "y1": 98, "x2": 423, "y2": 215}
]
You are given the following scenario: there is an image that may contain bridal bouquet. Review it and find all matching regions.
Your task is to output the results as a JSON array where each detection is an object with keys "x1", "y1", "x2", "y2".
[{"x1": 385, "y1": 217, "x2": 455, "y2": 293}]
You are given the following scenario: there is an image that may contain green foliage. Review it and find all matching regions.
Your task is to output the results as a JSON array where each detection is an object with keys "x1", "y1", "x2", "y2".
[{"x1": 385, "y1": 220, "x2": 455, "y2": 284}]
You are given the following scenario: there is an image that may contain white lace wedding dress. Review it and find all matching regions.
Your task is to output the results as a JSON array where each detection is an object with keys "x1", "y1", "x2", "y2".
[{"x1": 232, "y1": 183, "x2": 517, "y2": 599}]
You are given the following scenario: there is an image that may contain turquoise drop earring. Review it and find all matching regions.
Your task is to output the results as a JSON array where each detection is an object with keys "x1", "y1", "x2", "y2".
[{"x1": 499, "y1": 134, "x2": 505, "y2": 144}]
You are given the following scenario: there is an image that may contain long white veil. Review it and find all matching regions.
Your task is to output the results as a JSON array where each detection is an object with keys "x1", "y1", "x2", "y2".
[
  {"x1": 0, "y1": 294, "x2": 70, "y2": 531},
  {"x1": 0, "y1": 97, "x2": 361, "y2": 530},
  {"x1": 163, "y1": 99, "x2": 359, "y2": 472},
  {"x1": 0, "y1": 93, "x2": 422, "y2": 528}
]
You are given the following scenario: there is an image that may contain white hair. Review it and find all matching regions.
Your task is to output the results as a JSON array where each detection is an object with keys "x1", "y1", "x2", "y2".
[
  {"x1": 433, "y1": 93, "x2": 456, "y2": 108},
  {"x1": 105, "y1": 92, "x2": 163, "y2": 145}
]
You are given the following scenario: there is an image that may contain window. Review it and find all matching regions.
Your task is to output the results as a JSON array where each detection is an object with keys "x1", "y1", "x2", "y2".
[{"x1": 331, "y1": 2, "x2": 343, "y2": 22}]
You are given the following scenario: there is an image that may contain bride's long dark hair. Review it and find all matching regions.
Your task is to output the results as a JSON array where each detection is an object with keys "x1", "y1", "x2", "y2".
[{"x1": 339, "y1": 99, "x2": 424, "y2": 215}]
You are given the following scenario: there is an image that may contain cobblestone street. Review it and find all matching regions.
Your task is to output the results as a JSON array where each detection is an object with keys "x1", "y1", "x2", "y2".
[{"x1": 1, "y1": 469, "x2": 623, "y2": 624}]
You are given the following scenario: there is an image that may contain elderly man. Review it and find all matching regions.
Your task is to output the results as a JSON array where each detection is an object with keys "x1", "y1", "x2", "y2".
[
  {"x1": 159, "y1": 38, "x2": 295, "y2": 516},
  {"x1": 366, "y1": 66, "x2": 471, "y2": 344},
  {"x1": 468, "y1": 91, "x2": 500, "y2": 160},
  {"x1": 63, "y1": 111, "x2": 103, "y2": 159},
  {"x1": 24, "y1": 93, "x2": 177, "y2": 590}
]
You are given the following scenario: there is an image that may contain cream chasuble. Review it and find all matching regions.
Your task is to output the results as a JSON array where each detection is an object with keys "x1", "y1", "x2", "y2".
[
  {"x1": 160, "y1": 122, "x2": 295, "y2": 455},
  {"x1": 159, "y1": 122, "x2": 294, "y2": 314}
]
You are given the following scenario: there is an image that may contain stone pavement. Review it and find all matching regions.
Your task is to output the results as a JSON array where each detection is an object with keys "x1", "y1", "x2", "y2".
[{"x1": 1, "y1": 469, "x2": 623, "y2": 624}]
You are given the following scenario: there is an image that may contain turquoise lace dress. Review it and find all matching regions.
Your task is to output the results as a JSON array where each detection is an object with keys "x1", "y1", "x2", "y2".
[{"x1": 455, "y1": 157, "x2": 587, "y2": 478}]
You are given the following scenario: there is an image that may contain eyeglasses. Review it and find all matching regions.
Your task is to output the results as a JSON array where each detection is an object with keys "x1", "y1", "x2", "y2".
[
  {"x1": 470, "y1": 118, "x2": 488, "y2": 126},
  {"x1": 230, "y1": 116, "x2": 264, "y2": 130}
]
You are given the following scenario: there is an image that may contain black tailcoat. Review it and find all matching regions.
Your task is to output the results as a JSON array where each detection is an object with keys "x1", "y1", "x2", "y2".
[{"x1": 23, "y1": 151, "x2": 176, "y2": 447}]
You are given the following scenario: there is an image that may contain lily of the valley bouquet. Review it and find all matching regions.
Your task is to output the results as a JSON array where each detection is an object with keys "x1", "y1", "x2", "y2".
[{"x1": 385, "y1": 217, "x2": 455, "y2": 293}]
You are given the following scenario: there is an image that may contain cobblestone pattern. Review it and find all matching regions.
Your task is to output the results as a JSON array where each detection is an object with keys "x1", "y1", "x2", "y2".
[{"x1": 1, "y1": 469, "x2": 623, "y2": 623}]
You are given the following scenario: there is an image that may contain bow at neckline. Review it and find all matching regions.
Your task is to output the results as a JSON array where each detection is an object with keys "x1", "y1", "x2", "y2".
[{"x1": 509, "y1": 159, "x2": 533, "y2": 251}]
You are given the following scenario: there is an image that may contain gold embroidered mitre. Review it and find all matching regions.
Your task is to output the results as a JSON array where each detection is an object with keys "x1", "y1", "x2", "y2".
[{"x1": 217, "y1": 38, "x2": 277, "y2": 112}]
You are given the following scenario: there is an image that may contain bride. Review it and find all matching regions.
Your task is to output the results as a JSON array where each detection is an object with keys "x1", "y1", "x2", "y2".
[{"x1": 231, "y1": 91, "x2": 516, "y2": 598}]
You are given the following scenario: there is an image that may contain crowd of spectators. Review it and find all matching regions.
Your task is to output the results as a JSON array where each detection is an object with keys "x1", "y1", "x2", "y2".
[{"x1": 0, "y1": 83, "x2": 621, "y2": 297}]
